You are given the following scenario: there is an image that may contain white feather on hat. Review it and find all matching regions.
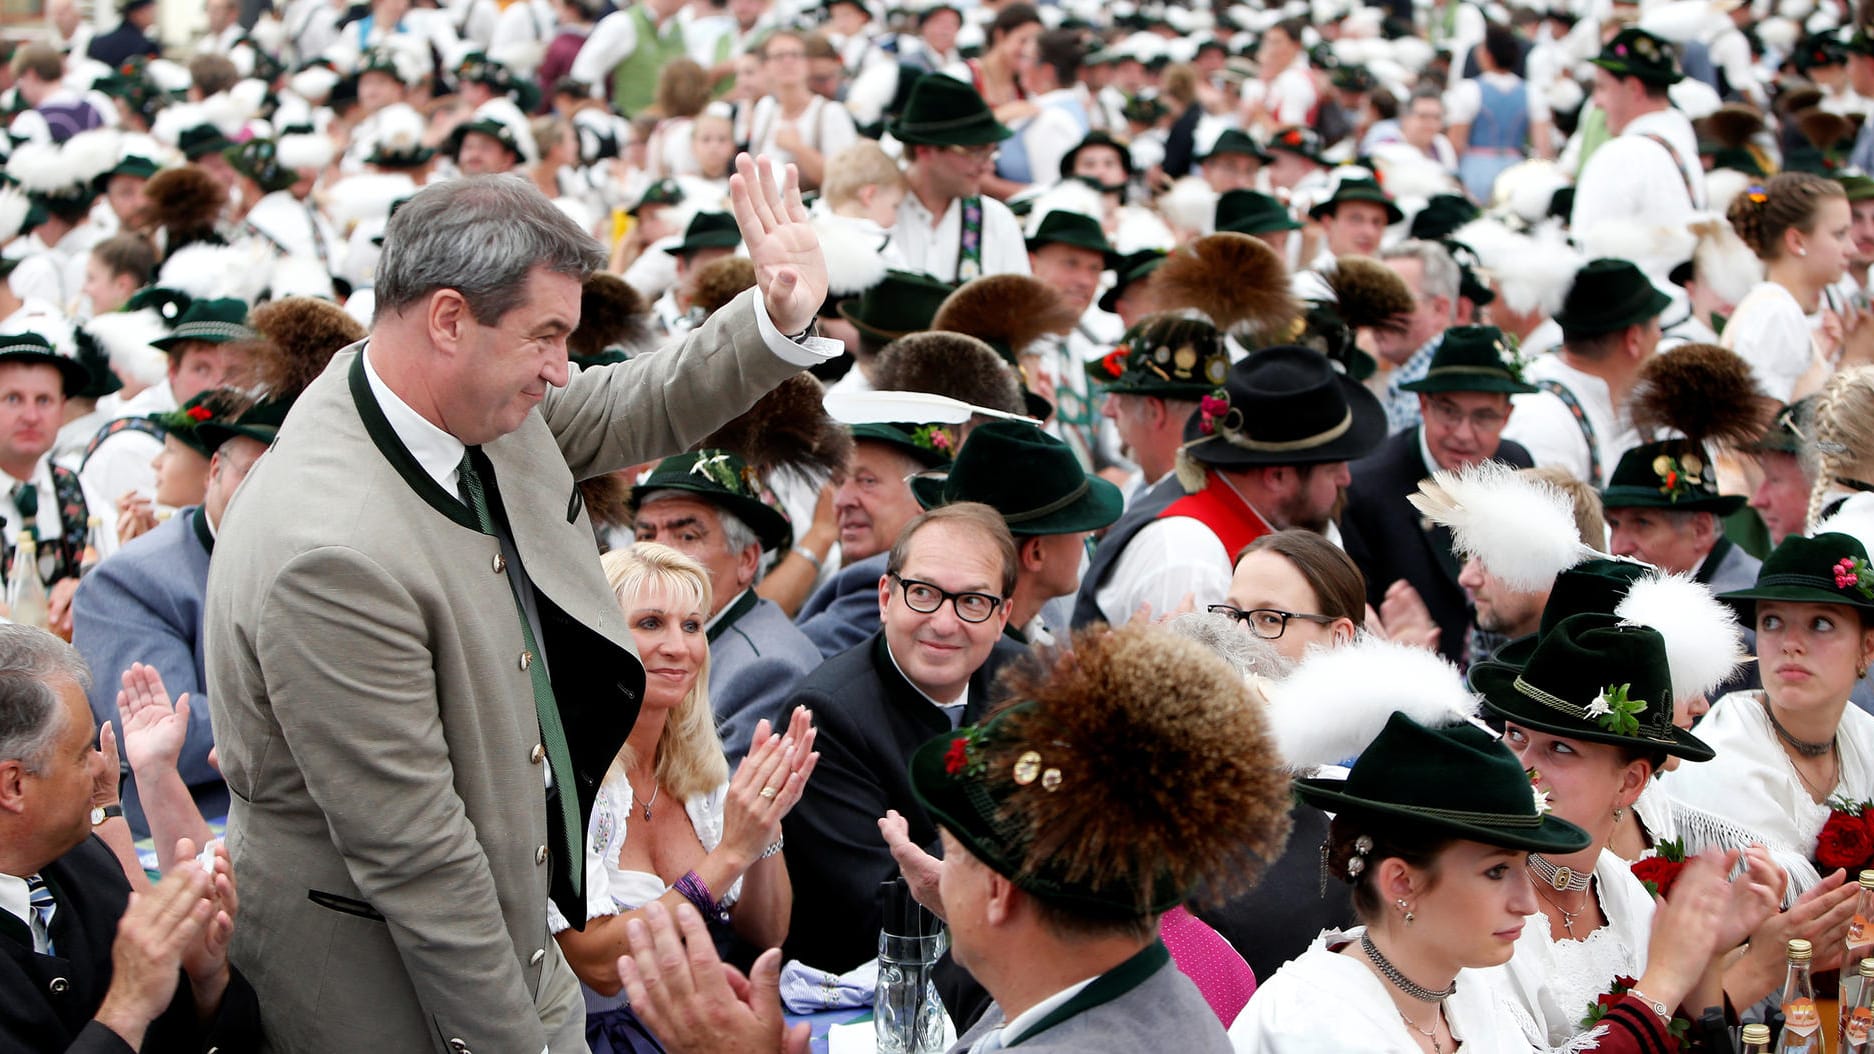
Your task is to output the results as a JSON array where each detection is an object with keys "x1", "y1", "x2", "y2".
[
  {"x1": 1578, "y1": 219, "x2": 1697, "y2": 274},
  {"x1": 158, "y1": 242, "x2": 276, "y2": 304},
  {"x1": 1157, "y1": 175, "x2": 1219, "y2": 236},
  {"x1": 1113, "y1": 207, "x2": 1176, "y2": 256},
  {"x1": 1687, "y1": 214, "x2": 1763, "y2": 306},
  {"x1": 1022, "y1": 179, "x2": 1104, "y2": 238},
  {"x1": 323, "y1": 172, "x2": 419, "y2": 230},
  {"x1": 151, "y1": 103, "x2": 206, "y2": 149},
  {"x1": 466, "y1": 96, "x2": 539, "y2": 166},
  {"x1": 1409, "y1": 460, "x2": 1594, "y2": 591},
  {"x1": 1266, "y1": 635, "x2": 1486, "y2": 770},
  {"x1": 82, "y1": 310, "x2": 171, "y2": 389},
  {"x1": 268, "y1": 254, "x2": 338, "y2": 302},
  {"x1": 1615, "y1": 571, "x2": 1748, "y2": 702},
  {"x1": 1544, "y1": 76, "x2": 1586, "y2": 117},
  {"x1": 845, "y1": 62, "x2": 904, "y2": 126},
  {"x1": 0, "y1": 187, "x2": 31, "y2": 246},
  {"x1": 1668, "y1": 78, "x2": 1721, "y2": 121},
  {"x1": 1638, "y1": 0, "x2": 1731, "y2": 41},
  {"x1": 62, "y1": 128, "x2": 124, "y2": 185},
  {"x1": 62, "y1": 57, "x2": 114, "y2": 92},
  {"x1": 144, "y1": 59, "x2": 195, "y2": 95},
  {"x1": 809, "y1": 215, "x2": 890, "y2": 297},
  {"x1": 1755, "y1": 15, "x2": 1799, "y2": 51},
  {"x1": 1368, "y1": 144, "x2": 1457, "y2": 203},
  {"x1": 2, "y1": 305, "x2": 75, "y2": 357},
  {"x1": 289, "y1": 65, "x2": 343, "y2": 104},
  {"x1": 5, "y1": 142, "x2": 86, "y2": 197},
  {"x1": 1703, "y1": 168, "x2": 1752, "y2": 215},
  {"x1": 1390, "y1": 35, "x2": 1435, "y2": 72},
  {"x1": 277, "y1": 131, "x2": 337, "y2": 172},
  {"x1": 249, "y1": 14, "x2": 288, "y2": 56},
  {"x1": 1489, "y1": 159, "x2": 1571, "y2": 226}
]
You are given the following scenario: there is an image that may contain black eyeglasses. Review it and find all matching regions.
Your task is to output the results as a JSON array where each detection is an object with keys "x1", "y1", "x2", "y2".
[
  {"x1": 1207, "y1": 604, "x2": 1338, "y2": 640},
  {"x1": 889, "y1": 572, "x2": 1005, "y2": 623}
]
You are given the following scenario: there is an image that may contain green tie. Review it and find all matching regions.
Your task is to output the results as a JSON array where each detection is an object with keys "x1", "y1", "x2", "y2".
[{"x1": 456, "y1": 450, "x2": 582, "y2": 897}]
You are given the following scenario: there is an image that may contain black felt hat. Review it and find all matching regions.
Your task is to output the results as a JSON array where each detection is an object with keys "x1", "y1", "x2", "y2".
[
  {"x1": 1198, "y1": 128, "x2": 1270, "y2": 164},
  {"x1": 1023, "y1": 209, "x2": 1117, "y2": 264},
  {"x1": 1552, "y1": 258, "x2": 1671, "y2": 337},
  {"x1": 1058, "y1": 130, "x2": 1134, "y2": 181},
  {"x1": 837, "y1": 269, "x2": 956, "y2": 341},
  {"x1": 150, "y1": 298, "x2": 254, "y2": 350},
  {"x1": 1717, "y1": 531, "x2": 1874, "y2": 613},
  {"x1": 1308, "y1": 177, "x2": 1404, "y2": 225},
  {"x1": 1265, "y1": 125, "x2": 1326, "y2": 165},
  {"x1": 1410, "y1": 194, "x2": 1481, "y2": 241},
  {"x1": 1471, "y1": 612, "x2": 1714, "y2": 761},
  {"x1": 1215, "y1": 189, "x2": 1301, "y2": 236},
  {"x1": 664, "y1": 212, "x2": 743, "y2": 256},
  {"x1": 0, "y1": 332, "x2": 90, "y2": 397},
  {"x1": 1096, "y1": 249, "x2": 1166, "y2": 314},
  {"x1": 1490, "y1": 557, "x2": 1655, "y2": 667},
  {"x1": 850, "y1": 422, "x2": 957, "y2": 468},
  {"x1": 1181, "y1": 345, "x2": 1387, "y2": 468},
  {"x1": 1086, "y1": 314, "x2": 1229, "y2": 399},
  {"x1": 1590, "y1": 27, "x2": 1685, "y2": 86},
  {"x1": 194, "y1": 395, "x2": 293, "y2": 451},
  {"x1": 890, "y1": 74, "x2": 1012, "y2": 147}
]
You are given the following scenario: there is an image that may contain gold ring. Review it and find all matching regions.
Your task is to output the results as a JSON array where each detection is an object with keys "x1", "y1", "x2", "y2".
[{"x1": 759, "y1": 787, "x2": 778, "y2": 799}]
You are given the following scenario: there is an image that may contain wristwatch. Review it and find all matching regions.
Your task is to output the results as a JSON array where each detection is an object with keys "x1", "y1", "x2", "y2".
[{"x1": 89, "y1": 803, "x2": 123, "y2": 826}]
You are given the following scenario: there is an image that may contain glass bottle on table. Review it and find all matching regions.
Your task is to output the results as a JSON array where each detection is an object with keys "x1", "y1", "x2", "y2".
[
  {"x1": 1745, "y1": 1024, "x2": 1776, "y2": 1054},
  {"x1": 1849, "y1": 960, "x2": 1874, "y2": 1054},
  {"x1": 1779, "y1": 938, "x2": 1826, "y2": 1054},
  {"x1": 6, "y1": 538, "x2": 48, "y2": 630},
  {"x1": 1850, "y1": 876, "x2": 1874, "y2": 1052}
]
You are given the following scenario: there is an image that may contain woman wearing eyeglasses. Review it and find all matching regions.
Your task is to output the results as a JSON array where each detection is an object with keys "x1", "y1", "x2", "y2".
[{"x1": 1213, "y1": 530, "x2": 1365, "y2": 664}]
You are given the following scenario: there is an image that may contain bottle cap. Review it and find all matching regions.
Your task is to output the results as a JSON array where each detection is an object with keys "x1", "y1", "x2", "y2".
[
  {"x1": 1741, "y1": 1023, "x2": 1770, "y2": 1043},
  {"x1": 1862, "y1": 869, "x2": 1874, "y2": 889},
  {"x1": 1789, "y1": 937, "x2": 1814, "y2": 960},
  {"x1": 1862, "y1": 958, "x2": 1874, "y2": 978}
]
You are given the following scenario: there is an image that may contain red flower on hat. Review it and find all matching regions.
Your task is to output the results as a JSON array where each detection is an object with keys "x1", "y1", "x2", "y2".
[
  {"x1": 943, "y1": 736, "x2": 970, "y2": 776},
  {"x1": 186, "y1": 405, "x2": 213, "y2": 422},
  {"x1": 1102, "y1": 347, "x2": 1128, "y2": 378},
  {"x1": 1283, "y1": 129, "x2": 1302, "y2": 146}
]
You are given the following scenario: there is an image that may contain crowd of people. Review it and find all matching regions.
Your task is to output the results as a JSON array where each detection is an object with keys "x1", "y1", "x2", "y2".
[{"x1": 12, "y1": 0, "x2": 1874, "y2": 1048}]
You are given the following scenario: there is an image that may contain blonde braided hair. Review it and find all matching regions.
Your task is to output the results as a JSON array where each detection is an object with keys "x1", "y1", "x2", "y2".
[{"x1": 1804, "y1": 366, "x2": 1874, "y2": 533}]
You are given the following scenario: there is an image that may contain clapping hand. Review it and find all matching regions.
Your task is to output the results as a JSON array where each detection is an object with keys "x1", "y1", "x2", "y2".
[
  {"x1": 174, "y1": 836, "x2": 237, "y2": 1011},
  {"x1": 618, "y1": 901, "x2": 808, "y2": 1054},
  {"x1": 730, "y1": 154, "x2": 827, "y2": 336},
  {"x1": 116, "y1": 492, "x2": 156, "y2": 544},
  {"x1": 94, "y1": 863, "x2": 216, "y2": 1049},
  {"x1": 722, "y1": 710, "x2": 819, "y2": 864},
  {"x1": 118, "y1": 663, "x2": 189, "y2": 778}
]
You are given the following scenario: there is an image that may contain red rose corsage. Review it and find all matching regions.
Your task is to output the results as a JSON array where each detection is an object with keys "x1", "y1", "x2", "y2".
[{"x1": 186, "y1": 405, "x2": 214, "y2": 422}]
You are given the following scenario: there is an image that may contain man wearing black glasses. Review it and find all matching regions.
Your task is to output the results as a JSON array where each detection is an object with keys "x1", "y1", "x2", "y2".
[{"x1": 775, "y1": 502, "x2": 1026, "y2": 975}]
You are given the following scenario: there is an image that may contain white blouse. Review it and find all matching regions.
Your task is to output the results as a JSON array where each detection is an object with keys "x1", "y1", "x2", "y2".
[
  {"x1": 1230, "y1": 928, "x2": 1534, "y2": 1053},
  {"x1": 546, "y1": 769, "x2": 740, "y2": 933},
  {"x1": 1660, "y1": 690, "x2": 1874, "y2": 867},
  {"x1": 1722, "y1": 283, "x2": 1820, "y2": 405}
]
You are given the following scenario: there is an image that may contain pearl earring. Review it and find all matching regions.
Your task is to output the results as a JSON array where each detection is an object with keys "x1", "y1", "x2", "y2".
[
  {"x1": 1798, "y1": 247, "x2": 1809, "y2": 257},
  {"x1": 1612, "y1": 805, "x2": 1625, "y2": 820}
]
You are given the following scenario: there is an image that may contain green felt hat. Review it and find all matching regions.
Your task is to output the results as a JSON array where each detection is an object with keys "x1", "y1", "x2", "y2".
[
  {"x1": 1399, "y1": 326, "x2": 1538, "y2": 395},
  {"x1": 1198, "y1": 128, "x2": 1270, "y2": 164},
  {"x1": 177, "y1": 124, "x2": 234, "y2": 161},
  {"x1": 910, "y1": 420, "x2": 1123, "y2": 535},
  {"x1": 125, "y1": 287, "x2": 193, "y2": 326},
  {"x1": 909, "y1": 702, "x2": 1191, "y2": 916},
  {"x1": 150, "y1": 298, "x2": 255, "y2": 351},
  {"x1": 1265, "y1": 125, "x2": 1326, "y2": 165},
  {"x1": 629, "y1": 177, "x2": 684, "y2": 217},
  {"x1": 1183, "y1": 345, "x2": 1387, "y2": 468},
  {"x1": 1120, "y1": 94, "x2": 1168, "y2": 126},
  {"x1": 665, "y1": 212, "x2": 742, "y2": 256},
  {"x1": 91, "y1": 154, "x2": 160, "y2": 195},
  {"x1": 1601, "y1": 439, "x2": 1744, "y2": 515},
  {"x1": 1086, "y1": 314, "x2": 1229, "y2": 398},
  {"x1": 1410, "y1": 194, "x2": 1480, "y2": 242},
  {"x1": 837, "y1": 269, "x2": 955, "y2": 341},
  {"x1": 1097, "y1": 249, "x2": 1166, "y2": 315},
  {"x1": 1330, "y1": 65, "x2": 1378, "y2": 92},
  {"x1": 631, "y1": 449, "x2": 793, "y2": 552},
  {"x1": 224, "y1": 138, "x2": 298, "y2": 195},
  {"x1": 1716, "y1": 531, "x2": 1874, "y2": 612},
  {"x1": 1471, "y1": 612, "x2": 1714, "y2": 761},
  {"x1": 1024, "y1": 209, "x2": 1117, "y2": 263},
  {"x1": 1552, "y1": 258, "x2": 1671, "y2": 337},
  {"x1": 1590, "y1": 27, "x2": 1684, "y2": 86},
  {"x1": 148, "y1": 388, "x2": 250, "y2": 459},
  {"x1": 1215, "y1": 189, "x2": 1301, "y2": 236},
  {"x1": 890, "y1": 74, "x2": 1012, "y2": 147},
  {"x1": 1490, "y1": 557, "x2": 1654, "y2": 667},
  {"x1": 445, "y1": 116, "x2": 527, "y2": 165},
  {"x1": 1058, "y1": 130, "x2": 1134, "y2": 181},
  {"x1": 1308, "y1": 177, "x2": 1404, "y2": 225},
  {"x1": 194, "y1": 395, "x2": 293, "y2": 451},
  {"x1": 1839, "y1": 173, "x2": 1874, "y2": 202},
  {"x1": 0, "y1": 331, "x2": 90, "y2": 397},
  {"x1": 1294, "y1": 712, "x2": 1592, "y2": 853},
  {"x1": 849, "y1": 422, "x2": 957, "y2": 468}
]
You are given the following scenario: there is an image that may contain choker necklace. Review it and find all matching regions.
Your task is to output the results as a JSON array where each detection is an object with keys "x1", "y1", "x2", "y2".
[
  {"x1": 1360, "y1": 932, "x2": 1457, "y2": 1003},
  {"x1": 1763, "y1": 699, "x2": 1836, "y2": 758},
  {"x1": 1528, "y1": 854, "x2": 1593, "y2": 893},
  {"x1": 1532, "y1": 882, "x2": 1589, "y2": 937}
]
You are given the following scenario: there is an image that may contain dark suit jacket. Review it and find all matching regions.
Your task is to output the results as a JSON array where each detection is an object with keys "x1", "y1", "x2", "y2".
[
  {"x1": 85, "y1": 23, "x2": 159, "y2": 68},
  {"x1": 1339, "y1": 429, "x2": 1532, "y2": 664},
  {"x1": 778, "y1": 632, "x2": 1026, "y2": 973},
  {"x1": 0, "y1": 836, "x2": 262, "y2": 1053},
  {"x1": 794, "y1": 552, "x2": 887, "y2": 658}
]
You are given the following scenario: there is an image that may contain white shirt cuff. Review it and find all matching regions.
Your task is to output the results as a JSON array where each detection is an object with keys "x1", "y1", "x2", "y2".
[{"x1": 753, "y1": 294, "x2": 844, "y2": 367}]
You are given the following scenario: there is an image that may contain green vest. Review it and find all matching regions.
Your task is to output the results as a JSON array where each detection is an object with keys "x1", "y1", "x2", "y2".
[
  {"x1": 610, "y1": 5, "x2": 688, "y2": 117},
  {"x1": 1575, "y1": 104, "x2": 1612, "y2": 170}
]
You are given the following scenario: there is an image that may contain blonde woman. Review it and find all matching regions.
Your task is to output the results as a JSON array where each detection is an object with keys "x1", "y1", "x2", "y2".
[
  {"x1": 550, "y1": 543, "x2": 819, "y2": 1054},
  {"x1": 1808, "y1": 366, "x2": 1874, "y2": 543}
]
